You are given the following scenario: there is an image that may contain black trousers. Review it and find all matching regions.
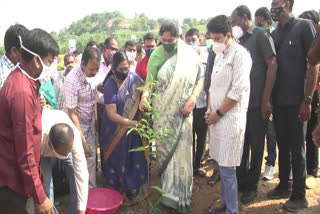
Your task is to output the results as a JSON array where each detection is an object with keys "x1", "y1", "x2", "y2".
[
  {"x1": 265, "y1": 120, "x2": 277, "y2": 166},
  {"x1": 97, "y1": 103, "x2": 105, "y2": 172},
  {"x1": 306, "y1": 91, "x2": 319, "y2": 177},
  {"x1": 0, "y1": 187, "x2": 32, "y2": 214},
  {"x1": 237, "y1": 108, "x2": 268, "y2": 191},
  {"x1": 193, "y1": 107, "x2": 208, "y2": 170},
  {"x1": 274, "y1": 105, "x2": 306, "y2": 199}
]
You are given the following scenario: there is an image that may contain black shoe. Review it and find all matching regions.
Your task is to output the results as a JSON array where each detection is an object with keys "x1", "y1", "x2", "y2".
[
  {"x1": 241, "y1": 190, "x2": 257, "y2": 204},
  {"x1": 267, "y1": 185, "x2": 291, "y2": 200},
  {"x1": 208, "y1": 171, "x2": 220, "y2": 186},
  {"x1": 283, "y1": 197, "x2": 308, "y2": 212}
]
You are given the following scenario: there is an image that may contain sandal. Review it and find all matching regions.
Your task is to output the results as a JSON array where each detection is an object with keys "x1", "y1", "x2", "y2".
[{"x1": 205, "y1": 202, "x2": 226, "y2": 214}]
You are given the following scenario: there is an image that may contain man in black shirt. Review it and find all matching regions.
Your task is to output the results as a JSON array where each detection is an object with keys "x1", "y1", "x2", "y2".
[
  {"x1": 231, "y1": 5, "x2": 278, "y2": 204},
  {"x1": 268, "y1": 0, "x2": 317, "y2": 212}
]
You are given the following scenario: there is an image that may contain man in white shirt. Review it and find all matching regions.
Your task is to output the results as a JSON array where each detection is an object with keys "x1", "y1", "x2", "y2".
[{"x1": 40, "y1": 109, "x2": 88, "y2": 214}]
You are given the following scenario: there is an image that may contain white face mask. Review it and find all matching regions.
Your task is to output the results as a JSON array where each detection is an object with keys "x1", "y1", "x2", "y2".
[
  {"x1": 189, "y1": 43, "x2": 198, "y2": 52},
  {"x1": 212, "y1": 40, "x2": 227, "y2": 54},
  {"x1": 232, "y1": 26, "x2": 244, "y2": 40},
  {"x1": 18, "y1": 36, "x2": 56, "y2": 84},
  {"x1": 126, "y1": 51, "x2": 137, "y2": 62}
]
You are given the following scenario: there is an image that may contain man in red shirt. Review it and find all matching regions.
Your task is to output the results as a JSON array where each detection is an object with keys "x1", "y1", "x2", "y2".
[
  {"x1": 0, "y1": 28, "x2": 59, "y2": 214},
  {"x1": 135, "y1": 33, "x2": 157, "y2": 81}
]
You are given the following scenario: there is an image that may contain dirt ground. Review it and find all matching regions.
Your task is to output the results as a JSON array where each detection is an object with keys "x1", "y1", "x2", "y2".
[{"x1": 56, "y1": 149, "x2": 320, "y2": 214}]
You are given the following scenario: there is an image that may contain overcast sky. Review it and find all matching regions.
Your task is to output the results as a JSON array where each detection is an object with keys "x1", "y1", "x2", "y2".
[{"x1": 0, "y1": 0, "x2": 319, "y2": 44}]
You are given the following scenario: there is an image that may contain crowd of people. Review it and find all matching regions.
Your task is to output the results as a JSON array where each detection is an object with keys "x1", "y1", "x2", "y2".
[{"x1": 0, "y1": 0, "x2": 320, "y2": 214}]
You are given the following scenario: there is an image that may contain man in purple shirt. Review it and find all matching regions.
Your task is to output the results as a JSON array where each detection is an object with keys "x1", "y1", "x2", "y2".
[{"x1": 0, "y1": 29, "x2": 59, "y2": 214}]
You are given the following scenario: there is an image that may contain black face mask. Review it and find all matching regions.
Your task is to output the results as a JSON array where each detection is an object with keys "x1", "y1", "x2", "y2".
[
  {"x1": 270, "y1": 3, "x2": 285, "y2": 22},
  {"x1": 114, "y1": 70, "x2": 128, "y2": 81},
  {"x1": 163, "y1": 42, "x2": 176, "y2": 53}
]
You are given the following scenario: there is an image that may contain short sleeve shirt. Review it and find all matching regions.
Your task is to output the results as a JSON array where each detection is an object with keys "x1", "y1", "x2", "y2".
[
  {"x1": 272, "y1": 17, "x2": 316, "y2": 105},
  {"x1": 239, "y1": 25, "x2": 276, "y2": 108}
]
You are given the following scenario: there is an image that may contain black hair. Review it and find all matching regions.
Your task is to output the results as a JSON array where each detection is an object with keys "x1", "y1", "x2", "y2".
[
  {"x1": 286, "y1": 0, "x2": 294, "y2": 12},
  {"x1": 81, "y1": 47, "x2": 101, "y2": 66},
  {"x1": 255, "y1": 7, "x2": 272, "y2": 21},
  {"x1": 86, "y1": 41, "x2": 97, "y2": 48},
  {"x1": 299, "y1": 10, "x2": 319, "y2": 27},
  {"x1": 4, "y1": 24, "x2": 29, "y2": 55},
  {"x1": 207, "y1": 15, "x2": 232, "y2": 36},
  {"x1": 73, "y1": 49, "x2": 80, "y2": 56},
  {"x1": 104, "y1": 36, "x2": 118, "y2": 48},
  {"x1": 185, "y1": 28, "x2": 200, "y2": 38},
  {"x1": 234, "y1": 5, "x2": 252, "y2": 20},
  {"x1": 112, "y1": 51, "x2": 129, "y2": 69},
  {"x1": 124, "y1": 40, "x2": 136, "y2": 49},
  {"x1": 21, "y1": 28, "x2": 59, "y2": 62},
  {"x1": 64, "y1": 53, "x2": 74, "y2": 63},
  {"x1": 159, "y1": 21, "x2": 179, "y2": 37},
  {"x1": 49, "y1": 123, "x2": 74, "y2": 149},
  {"x1": 136, "y1": 44, "x2": 143, "y2": 54},
  {"x1": 143, "y1": 32, "x2": 157, "y2": 43}
]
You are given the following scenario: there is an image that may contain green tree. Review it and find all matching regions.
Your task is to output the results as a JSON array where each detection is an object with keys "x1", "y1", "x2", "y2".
[{"x1": 0, "y1": 46, "x2": 4, "y2": 56}]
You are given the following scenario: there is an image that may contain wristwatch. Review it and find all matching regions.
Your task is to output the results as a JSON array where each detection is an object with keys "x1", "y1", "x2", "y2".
[
  {"x1": 304, "y1": 96, "x2": 312, "y2": 105},
  {"x1": 216, "y1": 109, "x2": 224, "y2": 117}
]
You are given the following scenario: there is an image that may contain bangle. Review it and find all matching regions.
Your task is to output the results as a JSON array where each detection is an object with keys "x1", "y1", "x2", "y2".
[{"x1": 216, "y1": 109, "x2": 224, "y2": 117}]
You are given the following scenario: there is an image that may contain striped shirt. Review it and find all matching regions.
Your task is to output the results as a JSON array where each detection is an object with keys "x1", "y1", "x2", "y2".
[
  {"x1": 64, "y1": 64, "x2": 96, "y2": 135},
  {"x1": 208, "y1": 42, "x2": 252, "y2": 167},
  {"x1": 0, "y1": 55, "x2": 15, "y2": 88}
]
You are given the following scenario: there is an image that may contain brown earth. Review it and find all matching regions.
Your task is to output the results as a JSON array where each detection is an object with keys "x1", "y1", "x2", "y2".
[{"x1": 56, "y1": 152, "x2": 320, "y2": 214}]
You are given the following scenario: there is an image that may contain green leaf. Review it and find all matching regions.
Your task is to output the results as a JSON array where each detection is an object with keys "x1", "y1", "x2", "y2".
[
  {"x1": 151, "y1": 186, "x2": 166, "y2": 195},
  {"x1": 152, "y1": 93, "x2": 162, "y2": 103},
  {"x1": 129, "y1": 146, "x2": 148, "y2": 152}
]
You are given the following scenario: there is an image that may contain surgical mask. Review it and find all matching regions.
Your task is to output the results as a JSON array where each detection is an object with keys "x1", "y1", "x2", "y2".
[
  {"x1": 53, "y1": 149, "x2": 70, "y2": 160},
  {"x1": 189, "y1": 43, "x2": 198, "y2": 52},
  {"x1": 114, "y1": 70, "x2": 128, "y2": 81},
  {"x1": 232, "y1": 26, "x2": 244, "y2": 40},
  {"x1": 126, "y1": 51, "x2": 137, "y2": 62},
  {"x1": 163, "y1": 42, "x2": 176, "y2": 53},
  {"x1": 145, "y1": 48, "x2": 154, "y2": 57},
  {"x1": 270, "y1": 3, "x2": 285, "y2": 22},
  {"x1": 212, "y1": 39, "x2": 227, "y2": 54},
  {"x1": 18, "y1": 36, "x2": 56, "y2": 84},
  {"x1": 206, "y1": 39, "x2": 213, "y2": 49}
]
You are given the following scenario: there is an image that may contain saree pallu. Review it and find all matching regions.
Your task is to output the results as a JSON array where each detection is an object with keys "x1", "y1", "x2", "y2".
[
  {"x1": 150, "y1": 39, "x2": 201, "y2": 213},
  {"x1": 100, "y1": 72, "x2": 147, "y2": 198}
]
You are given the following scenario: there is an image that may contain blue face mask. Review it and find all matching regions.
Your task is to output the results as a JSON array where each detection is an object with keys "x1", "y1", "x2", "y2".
[{"x1": 145, "y1": 48, "x2": 154, "y2": 57}]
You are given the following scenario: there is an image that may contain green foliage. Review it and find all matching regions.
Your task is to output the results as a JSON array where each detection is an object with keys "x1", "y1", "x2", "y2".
[
  {"x1": 53, "y1": 11, "x2": 208, "y2": 55},
  {"x1": 130, "y1": 13, "x2": 158, "y2": 31},
  {"x1": 0, "y1": 46, "x2": 4, "y2": 56}
]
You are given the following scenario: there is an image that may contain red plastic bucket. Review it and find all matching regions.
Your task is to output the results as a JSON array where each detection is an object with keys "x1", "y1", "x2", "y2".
[{"x1": 86, "y1": 188, "x2": 123, "y2": 214}]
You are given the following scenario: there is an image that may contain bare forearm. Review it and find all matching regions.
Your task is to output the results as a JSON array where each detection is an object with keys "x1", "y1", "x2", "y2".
[
  {"x1": 68, "y1": 109, "x2": 85, "y2": 138},
  {"x1": 105, "y1": 106, "x2": 136, "y2": 127},
  {"x1": 262, "y1": 57, "x2": 277, "y2": 101},
  {"x1": 192, "y1": 79, "x2": 203, "y2": 98},
  {"x1": 305, "y1": 64, "x2": 319, "y2": 97},
  {"x1": 219, "y1": 97, "x2": 238, "y2": 115},
  {"x1": 94, "y1": 103, "x2": 97, "y2": 121}
]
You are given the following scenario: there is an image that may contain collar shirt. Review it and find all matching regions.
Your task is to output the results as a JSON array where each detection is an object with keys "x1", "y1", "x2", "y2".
[
  {"x1": 0, "y1": 62, "x2": 46, "y2": 204},
  {"x1": 64, "y1": 64, "x2": 96, "y2": 134},
  {"x1": 272, "y1": 17, "x2": 316, "y2": 105},
  {"x1": 0, "y1": 55, "x2": 15, "y2": 88},
  {"x1": 135, "y1": 56, "x2": 149, "y2": 81},
  {"x1": 239, "y1": 25, "x2": 276, "y2": 108},
  {"x1": 41, "y1": 109, "x2": 88, "y2": 211},
  {"x1": 209, "y1": 42, "x2": 252, "y2": 167},
  {"x1": 86, "y1": 56, "x2": 111, "y2": 104}
]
